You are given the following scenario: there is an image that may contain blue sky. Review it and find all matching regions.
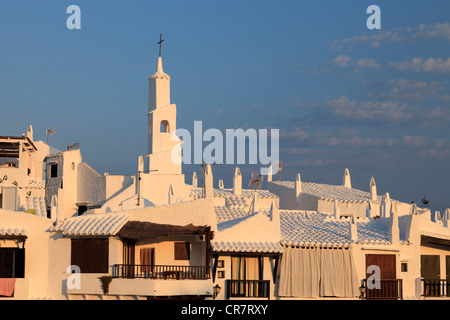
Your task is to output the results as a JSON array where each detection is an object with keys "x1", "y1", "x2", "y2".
[{"x1": 1, "y1": 1, "x2": 449, "y2": 211}]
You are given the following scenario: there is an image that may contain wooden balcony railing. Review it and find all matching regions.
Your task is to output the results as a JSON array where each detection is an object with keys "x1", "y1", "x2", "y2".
[
  {"x1": 422, "y1": 279, "x2": 450, "y2": 297},
  {"x1": 226, "y1": 280, "x2": 270, "y2": 299},
  {"x1": 112, "y1": 264, "x2": 210, "y2": 280},
  {"x1": 363, "y1": 279, "x2": 403, "y2": 300}
]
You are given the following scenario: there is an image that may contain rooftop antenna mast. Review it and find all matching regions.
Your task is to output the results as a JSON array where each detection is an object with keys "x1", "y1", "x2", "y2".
[
  {"x1": 275, "y1": 160, "x2": 283, "y2": 181},
  {"x1": 247, "y1": 172, "x2": 264, "y2": 215},
  {"x1": 137, "y1": 169, "x2": 158, "y2": 206},
  {"x1": 46, "y1": 127, "x2": 57, "y2": 145}
]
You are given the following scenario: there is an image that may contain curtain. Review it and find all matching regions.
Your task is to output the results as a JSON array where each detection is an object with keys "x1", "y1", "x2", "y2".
[
  {"x1": 245, "y1": 257, "x2": 259, "y2": 296},
  {"x1": 231, "y1": 257, "x2": 259, "y2": 280},
  {"x1": 231, "y1": 256, "x2": 260, "y2": 297},
  {"x1": 278, "y1": 247, "x2": 359, "y2": 298},
  {"x1": 278, "y1": 247, "x2": 320, "y2": 297},
  {"x1": 245, "y1": 257, "x2": 259, "y2": 280}
]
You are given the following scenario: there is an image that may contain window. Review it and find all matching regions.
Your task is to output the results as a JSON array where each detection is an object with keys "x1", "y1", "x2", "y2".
[
  {"x1": 71, "y1": 239, "x2": 109, "y2": 273},
  {"x1": 174, "y1": 242, "x2": 190, "y2": 260},
  {"x1": 231, "y1": 256, "x2": 261, "y2": 281},
  {"x1": 401, "y1": 262, "x2": 408, "y2": 272},
  {"x1": 140, "y1": 248, "x2": 154, "y2": 274},
  {"x1": 160, "y1": 120, "x2": 170, "y2": 133},
  {"x1": 77, "y1": 205, "x2": 87, "y2": 216},
  {"x1": 229, "y1": 256, "x2": 265, "y2": 298},
  {"x1": 0, "y1": 248, "x2": 25, "y2": 278},
  {"x1": 50, "y1": 164, "x2": 58, "y2": 178}
]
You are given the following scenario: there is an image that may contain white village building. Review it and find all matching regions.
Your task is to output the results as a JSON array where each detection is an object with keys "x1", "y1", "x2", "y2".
[{"x1": 1, "y1": 49, "x2": 450, "y2": 300}]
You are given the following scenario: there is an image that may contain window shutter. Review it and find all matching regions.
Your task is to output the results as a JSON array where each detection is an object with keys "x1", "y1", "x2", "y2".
[
  {"x1": 14, "y1": 249, "x2": 25, "y2": 278},
  {"x1": 174, "y1": 242, "x2": 190, "y2": 260},
  {"x1": 71, "y1": 239, "x2": 109, "y2": 273},
  {"x1": 0, "y1": 248, "x2": 25, "y2": 278}
]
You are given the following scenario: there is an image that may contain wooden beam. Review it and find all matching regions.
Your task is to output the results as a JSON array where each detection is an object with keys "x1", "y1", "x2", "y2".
[
  {"x1": 421, "y1": 235, "x2": 450, "y2": 247},
  {"x1": 272, "y1": 254, "x2": 280, "y2": 284},
  {"x1": 212, "y1": 253, "x2": 219, "y2": 283},
  {"x1": 213, "y1": 251, "x2": 280, "y2": 257}
]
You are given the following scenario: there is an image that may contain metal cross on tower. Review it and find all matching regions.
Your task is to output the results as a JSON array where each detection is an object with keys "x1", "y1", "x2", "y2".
[{"x1": 158, "y1": 33, "x2": 164, "y2": 57}]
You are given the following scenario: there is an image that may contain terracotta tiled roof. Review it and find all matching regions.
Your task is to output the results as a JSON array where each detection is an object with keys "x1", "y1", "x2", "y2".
[
  {"x1": 271, "y1": 181, "x2": 382, "y2": 203},
  {"x1": 0, "y1": 227, "x2": 27, "y2": 237},
  {"x1": 280, "y1": 210, "x2": 409, "y2": 246},
  {"x1": 211, "y1": 240, "x2": 282, "y2": 253},
  {"x1": 215, "y1": 206, "x2": 249, "y2": 224},
  {"x1": 190, "y1": 187, "x2": 278, "y2": 199},
  {"x1": 49, "y1": 213, "x2": 129, "y2": 237}
]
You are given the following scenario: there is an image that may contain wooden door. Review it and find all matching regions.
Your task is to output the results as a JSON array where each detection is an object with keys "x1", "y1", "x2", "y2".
[
  {"x1": 122, "y1": 239, "x2": 135, "y2": 278},
  {"x1": 421, "y1": 255, "x2": 440, "y2": 279},
  {"x1": 366, "y1": 254, "x2": 398, "y2": 299},
  {"x1": 446, "y1": 256, "x2": 450, "y2": 281},
  {"x1": 421, "y1": 255, "x2": 440, "y2": 296},
  {"x1": 140, "y1": 248, "x2": 154, "y2": 277}
]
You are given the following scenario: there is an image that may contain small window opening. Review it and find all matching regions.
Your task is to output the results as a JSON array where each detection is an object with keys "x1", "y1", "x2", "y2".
[
  {"x1": 160, "y1": 120, "x2": 170, "y2": 133},
  {"x1": 50, "y1": 164, "x2": 58, "y2": 178}
]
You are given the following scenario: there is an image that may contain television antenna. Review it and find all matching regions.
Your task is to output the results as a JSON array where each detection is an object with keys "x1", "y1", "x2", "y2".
[
  {"x1": 274, "y1": 160, "x2": 283, "y2": 181},
  {"x1": 247, "y1": 172, "x2": 264, "y2": 214},
  {"x1": 46, "y1": 127, "x2": 57, "y2": 145},
  {"x1": 67, "y1": 142, "x2": 80, "y2": 151},
  {"x1": 137, "y1": 169, "x2": 158, "y2": 206}
]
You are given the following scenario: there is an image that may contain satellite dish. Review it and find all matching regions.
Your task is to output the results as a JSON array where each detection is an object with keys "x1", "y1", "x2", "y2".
[{"x1": 422, "y1": 194, "x2": 429, "y2": 206}]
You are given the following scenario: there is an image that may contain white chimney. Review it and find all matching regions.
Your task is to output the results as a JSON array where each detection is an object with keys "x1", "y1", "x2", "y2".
[
  {"x1": 349, "y1": 214, "x2": 357, "y2": 242},
  {"x1": 334, "y1": 199, "x2": 341, "y2": 219},
  {"x1": 204, "y1": 164, "x2": 213, "y2": 198},
  {"x1": 27, "y1": 125, "x2": 33, "y2": 142},
  {"x1": 192, "y1": 172, "x2": 198, "y2": 188},
  {"x1": 51, "y1": 195, "x2": 58, "y2": 221},
  {"x1": 410, "y1": 202, "x2": 419, "y2": 215},
  {"x1": 233, "y1": 167, "x2": 242, "y2": 195},
  {"x1": 366, "y1": 201, "x2": 373, "y2": 219},
  {"x1": 443, "y1": 208, "x2": 449, "y2": 228},
  {"x1": 295, "y1": 173, "x2": 302, "y2": 206},
  {"x1": 389, "y1": 203, "x2": 400, "y2": 244},
  {"x1": 370, "y1": 177, "x2": 377, "y2": 201},
  {"x1": 251, "y1": 192, "x2": 259, "y2": 213},
  {"x1": 343, "y1": 168, "x2": 351, "y2": 188},
  {"x1": 267, "y1": 165, "x2": 273, "y2": 183},
  {"x1": 382, "y1": 193, "x2": 391, "y2": 218},
  {"x1": 295, "y1": 173, "x2": 302, "y2": 196},
  {"x1": 269, "y1": 198, "x2": 280, "y2": 223}
]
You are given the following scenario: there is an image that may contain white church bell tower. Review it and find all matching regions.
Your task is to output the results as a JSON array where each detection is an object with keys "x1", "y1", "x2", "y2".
[{"x1": 147, "y1": 34, "x2": 182, "y2": 175}]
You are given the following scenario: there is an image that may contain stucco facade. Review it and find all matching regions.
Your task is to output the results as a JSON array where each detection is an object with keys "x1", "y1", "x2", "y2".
[{"x1": 1, "y1": 53, "x2": 450, "y2": 301}]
